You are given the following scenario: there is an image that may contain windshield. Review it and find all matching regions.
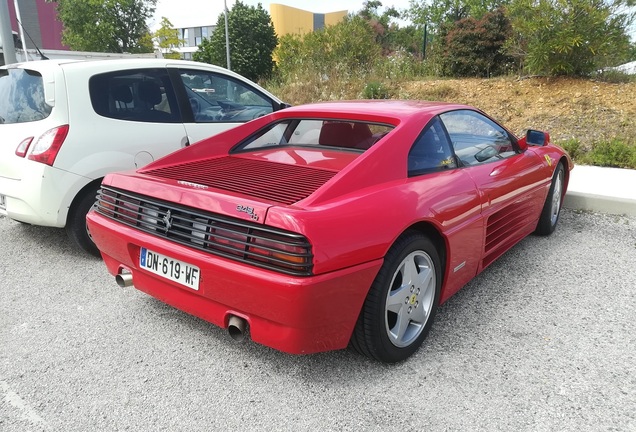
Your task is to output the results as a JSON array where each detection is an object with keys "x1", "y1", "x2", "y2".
[
  {"x1": 0, "y1": 68, "x2": 52, "y2": 124},
  {"x1": 232, "y1": 119, "x2": 394, "y2": 152}
]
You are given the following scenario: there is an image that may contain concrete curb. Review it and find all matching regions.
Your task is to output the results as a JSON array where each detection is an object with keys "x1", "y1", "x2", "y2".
[
  {"x1": 563, "y1": 165, "x2": 636, "y2": 216},
  {"x1": 564, "y1": 192, "x2": 636, "y2": 216}
]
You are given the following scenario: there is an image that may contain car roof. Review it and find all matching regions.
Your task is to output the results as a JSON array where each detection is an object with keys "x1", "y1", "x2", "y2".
[
  {"x1": 0, "y1": 58, "x2": 234, "y2": 75},
  {"x1": 278, "y1": 100, "x2": 474, "y2": 123},
  {"x1": 1, "y1": 58, "x2": 283, "y2": 103}
]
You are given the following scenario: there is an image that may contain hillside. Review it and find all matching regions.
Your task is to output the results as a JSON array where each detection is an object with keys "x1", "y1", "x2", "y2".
[
  {"x1": 276, "y1": 76, "x2": 636, "y2": 149},
  {"x1": 399, "y1": 77, "x2": 636, "y2": 147}
]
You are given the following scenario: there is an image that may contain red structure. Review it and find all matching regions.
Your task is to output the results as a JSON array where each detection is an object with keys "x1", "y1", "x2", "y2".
[{"x1": 7, "y1": 0, "x2": 65, "y2": 50}]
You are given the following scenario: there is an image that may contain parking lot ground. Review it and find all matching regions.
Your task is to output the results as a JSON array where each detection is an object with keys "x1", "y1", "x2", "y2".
[{"x1": 1, "y1": 209, "x2": 635, "y2": 432}]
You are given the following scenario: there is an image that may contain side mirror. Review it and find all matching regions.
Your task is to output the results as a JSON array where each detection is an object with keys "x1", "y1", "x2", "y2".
[{"x1": 526, "y1": 129, "x2": 550, "y2": 146}]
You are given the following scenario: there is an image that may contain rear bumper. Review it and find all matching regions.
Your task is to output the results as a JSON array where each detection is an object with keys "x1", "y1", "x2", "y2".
[
  {"x1": 87, "y1": 211, "x2": 383, "y2": 355},
  {"x1": 0, "y1": 164, "x2": 85, "y2": 227}
]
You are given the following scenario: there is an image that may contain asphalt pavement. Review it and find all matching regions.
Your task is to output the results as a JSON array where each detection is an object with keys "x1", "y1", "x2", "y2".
[{"x1": 1, "y1": 164, "x2": 635, "y2": 431}]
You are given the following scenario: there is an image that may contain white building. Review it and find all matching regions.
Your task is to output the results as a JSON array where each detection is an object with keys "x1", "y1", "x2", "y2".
[{"x1": 175, "y1": 24, "x2": 216, "y2": 60}]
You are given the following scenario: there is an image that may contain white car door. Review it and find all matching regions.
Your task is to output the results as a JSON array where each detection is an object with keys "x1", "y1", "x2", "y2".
[
  {"x1": 61, "y1": 67, "x2": 190, "y2": 179},
  {"x1": 169, "y1": 66, "x2": 281, "y2": 145}
]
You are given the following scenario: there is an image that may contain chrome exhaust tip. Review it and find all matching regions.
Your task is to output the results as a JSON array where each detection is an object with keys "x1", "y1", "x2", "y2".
[
  {"x1": 228, "y1": 315, "x2": 248, "y2": 342},
  {"x1": 115, "y1": 272, "x2": 133, "y2": 288}
]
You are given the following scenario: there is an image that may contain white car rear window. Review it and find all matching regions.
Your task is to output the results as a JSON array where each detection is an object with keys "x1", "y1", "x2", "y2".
[{"x1": 0, "y1": 68, "x2": 51, "y2": 124}]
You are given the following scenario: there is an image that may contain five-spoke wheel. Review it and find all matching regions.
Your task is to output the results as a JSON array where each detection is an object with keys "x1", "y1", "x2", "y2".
[
  {"x1": 385, "y1": 251, "x2": 436, "y2": 348},
  {"x1": 351, "y1": 231, "x2": 441, "y2": 363}
]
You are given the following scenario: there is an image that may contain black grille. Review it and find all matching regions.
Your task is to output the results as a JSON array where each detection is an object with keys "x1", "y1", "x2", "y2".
[
  {"x1": 139, "y1": 156, "x2": 336, "y2": 205},
  {"x1": 96, "y1": 186, "x2": 313, "y2": 276}
]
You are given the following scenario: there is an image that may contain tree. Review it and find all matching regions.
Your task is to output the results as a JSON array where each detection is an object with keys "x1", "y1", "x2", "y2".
[
  {"x1": 153, "y1": 17, "x2": 183, "y2": 59},
  {"x1": 405, "y1": 0, "x2": 511, "y2": 66},
  {"x1": 439, "y1": 8, "x2": 513, "y2": 76},
  {"x1": 506, "y1": 0, "x2": 636, "y2": 76},
  {"x1": 406, "y1": 0, "x2": 509, "y2": 32},
  {"x1": 55, "y1": 0, "x2": 156, "y2": 53},
  {"x1": 193, "y1": 1, "x2": 277, "y2": 81},
  {"x1": 357, "y1": 0, "x2": 406, "y2": 54}
]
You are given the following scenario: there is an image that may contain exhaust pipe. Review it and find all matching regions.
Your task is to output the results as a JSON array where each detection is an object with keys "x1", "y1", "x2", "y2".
[
  {"x1": 115, "y1": 272, "x2": 133, "y2": 288},
  {"x1": 228, "y1": 315, "x2": 248, "y2": 342}
]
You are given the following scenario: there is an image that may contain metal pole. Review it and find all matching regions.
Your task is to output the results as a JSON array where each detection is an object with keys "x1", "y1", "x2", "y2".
[
  {"x1": 13, "y1": 0, "x2": 27, "y2": 61},
  {"x1": 0, "y1": 0, "x2": 17, "y2": 64},
  {"x1": 224, "y1": 0, "x2": 231, "y2": 70},
  {"x1": 422, "y1": 24, "x2": 427, "y2": 60}
]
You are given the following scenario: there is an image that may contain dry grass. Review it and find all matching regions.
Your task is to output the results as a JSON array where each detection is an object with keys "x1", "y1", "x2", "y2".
[{"x1": 266, "y1": 75, "x2": 636, "y2": 150}]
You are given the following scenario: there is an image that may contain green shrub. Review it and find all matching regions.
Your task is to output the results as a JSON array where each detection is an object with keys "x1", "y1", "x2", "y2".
[
  {"x1": 580, "y1": 139, "x2": 636, "y2": 168},
  {"x1": 374, "y1": 49, "x2": 429, "y2": 80},
  {"x1": 274, "y1": 16, "x2": 381, "y2": 84},
  {"x1": 362, "y1": 81, "x2": 392, "y2": 99},
  {"x1": 560, "y1": 138, "x2": 582, "y2": 160}
]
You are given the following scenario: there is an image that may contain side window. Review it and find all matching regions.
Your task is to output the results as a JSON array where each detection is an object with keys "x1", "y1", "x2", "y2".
[
  {"x1": 89, "y1": 68, "x2": 179, "y2": 123},
  {"x1": 178, "y1": 69, "x2": 273, "y2": 123},
  {"x1": 440, "y1": 110, "x2": 516, "y2": 166},
  {"x1": 408, "y1": 116, "x2": 457, "y2": 176}
]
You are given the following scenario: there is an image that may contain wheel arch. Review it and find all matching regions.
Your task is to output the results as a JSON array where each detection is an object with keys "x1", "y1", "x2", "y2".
[
  {"x1": 67, "y1": 177, "x2": 103, "y2": 224},
  {"x1": 558, "y1": 156, "x2": 570, "y2": 196},
  {"x1": 350, "y1": 219, "x2": 447, "y2": 362},
  {"x1": 400, "y1": 220, "x2": 448, "y2": 284}
]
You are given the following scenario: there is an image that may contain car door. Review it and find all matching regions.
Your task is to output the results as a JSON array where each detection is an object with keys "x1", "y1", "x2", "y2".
[
  {"x1": 439, "y1": 110, "x2": 547, "y2": 270},
  {"x1": 81, "y1": 67, "x2": 189, "y2": 173},
  {"x1": 168, "y1": 66, "x2": 281, "y2": 145},
  {"x1": 406, "y1": 116, "x2": 484, "y2": 302}
]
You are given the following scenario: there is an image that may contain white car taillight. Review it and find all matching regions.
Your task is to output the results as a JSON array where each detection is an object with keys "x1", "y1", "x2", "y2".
[
  {"x1": 15, "y1": 137, "x2": 34, "y2": 157},
  {"x1": 28, "y1": 125, "x2": 70, "y2": 166}
]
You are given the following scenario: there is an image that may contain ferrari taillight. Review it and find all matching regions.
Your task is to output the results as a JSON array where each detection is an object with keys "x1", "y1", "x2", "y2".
[
  {"x1": 248, "y1": 234, "x2": 311, "y2": 269},
  {"x1": 15, "y1": 137, "x2": 34, "y2": 157},
  {"x1": 28, "y1": 125, "x2": 69, "y2": 166},
  {"x1": 210, "y1": 223, "x2": 249, "y2": 256}
]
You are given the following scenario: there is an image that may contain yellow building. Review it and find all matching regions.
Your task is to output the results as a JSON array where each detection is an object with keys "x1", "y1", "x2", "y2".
[{"x1": 269, "y1": 4, "x2": 347, "y2": 37}]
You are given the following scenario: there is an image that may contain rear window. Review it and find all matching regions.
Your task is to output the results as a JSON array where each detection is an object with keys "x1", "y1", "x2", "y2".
[
  {"x1": 0, "y1": 68, "x2": 52, "y2": 124},
  {"x1": 232, "y1": 119, "x2": 394, "y2": 153}
]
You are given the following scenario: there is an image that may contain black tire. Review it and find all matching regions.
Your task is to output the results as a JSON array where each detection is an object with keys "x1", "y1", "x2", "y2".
[
  {"x1": 535, "y1": 162, "x2": 565, "y2": 236},
  {"x1": 66, "y1": 186, "x2": 101, "y2": 257},
  {"x1": 350, "y1": 231, "x2": 442, "y2": 363}
]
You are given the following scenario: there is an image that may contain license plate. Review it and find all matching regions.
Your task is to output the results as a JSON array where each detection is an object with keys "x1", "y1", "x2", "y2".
[{"x1": 140, "y1": 247, "x2": 200, "y2": 290}]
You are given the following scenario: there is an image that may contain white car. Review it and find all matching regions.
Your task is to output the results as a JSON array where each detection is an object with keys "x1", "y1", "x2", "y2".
[{"x1": 0, "y1": 58, "x2": 287, "y2": 255}]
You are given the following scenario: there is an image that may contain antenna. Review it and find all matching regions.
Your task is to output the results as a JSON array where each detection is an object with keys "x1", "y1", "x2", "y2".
[{"x1": 16, "y1": 18, "x2": 49, "y2": 60}]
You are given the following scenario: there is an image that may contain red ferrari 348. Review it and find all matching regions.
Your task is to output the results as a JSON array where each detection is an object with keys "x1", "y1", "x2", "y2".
[{"x1": 87, "y1": 100, "x2": 572, "y2": 363}]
